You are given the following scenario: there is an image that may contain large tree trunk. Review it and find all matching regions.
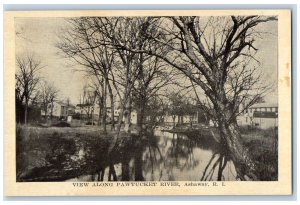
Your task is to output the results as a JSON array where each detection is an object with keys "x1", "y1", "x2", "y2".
[
  {"x1": 110, "y1": 95, "x2": 115, "y2": 130},
  {"x1": 98, "y1": 102, "x2": 102, "y2": 126},
  {"x1": 123, "y1": 95, "x2": 131, "y2": 133},
  {"x1": 102, "y1": 78, "x2": 107, "y2": 133},
  {"x1": 121, "y1": 158, "x2": 130, "y2": 181},
  {"x1": 172, "y1": 115, "x2": 176, "y2": 129},
  {"x1": 115, "y1": 89, "x2": 129, "y2": 133},
  {"x1": 24, "y1": 100, "x2": 28, "y2": 125},
  {"x1": 50, "y1": 101, "x2": 54, "y2": 120},
  {"x1": 136, "y1": 53, "x2": 145, "y2": 133},
  {"x1": 217, "y1": 111, "x2": 258, "y2": 180},
  {"x1": 98, "y1": 95, "x2": 104, "y2": 126},
  {"x1": 107, "y1": 82, "x2": 115, "y2": 131},
  {"x1": 136, "y1": 95, "x2": 146, "y2": 133},
  {"x1": 134, "y1": 147, "x2": 144, "y2": 181},
  {"x1": 91, "y1": 106, "x2": 94, "y2": 125}
]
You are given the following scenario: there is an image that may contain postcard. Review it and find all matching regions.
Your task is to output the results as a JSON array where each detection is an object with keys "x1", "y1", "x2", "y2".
[{"x1": 4, "y1": 9, "x2": 292, "y2": 196}]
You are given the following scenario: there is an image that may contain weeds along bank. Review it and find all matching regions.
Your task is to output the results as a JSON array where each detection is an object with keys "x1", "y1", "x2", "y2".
[{"x1": 16, "y1": 125, "x2": 112, "y2": 181}]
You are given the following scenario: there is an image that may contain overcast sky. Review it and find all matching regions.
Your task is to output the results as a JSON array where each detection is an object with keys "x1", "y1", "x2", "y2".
[{"x1": 15, "y1": 17, "x2": 278, "y2": 105}]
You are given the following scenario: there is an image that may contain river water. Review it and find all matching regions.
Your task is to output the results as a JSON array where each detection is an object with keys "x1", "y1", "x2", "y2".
[{"x1": 66, "y1": 130, "x2": 237, "y2": 181}]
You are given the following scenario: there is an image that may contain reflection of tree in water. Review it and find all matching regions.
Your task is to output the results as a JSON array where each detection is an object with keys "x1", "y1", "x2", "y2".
[
  {"x1": 166, "y1": 133, "x2": 199, "y2": 170},
  {"x1": 142, "y1": 132, "x2": 202, "y2": 180},
  {"x1": 21, "y1": 130, "x2": 234, "y2": 182},
  {"x1": 95, "y1": 133, "x2": 148, "y2": 181},
  {"x1": 142, "y1": 134, "x2": 164, "y2": 180},
  {"x1": 184, "y1": 131, "x2": 236, "y2": 181},
  {"x1": 71, "y1": 130, "x2": 235, "y2": 182},
  {"x1": 139, "y1": 131, "x2": 235, "y2": 181},
  {"x1": 200, "y1": 152, "x2": 228, "y2": 181}
]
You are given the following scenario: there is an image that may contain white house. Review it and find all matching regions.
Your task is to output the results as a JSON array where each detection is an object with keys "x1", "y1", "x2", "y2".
[
  {"x1": 75, "y1": 103, "x2": 100, "y2": 121},
  {"x1": 161, "y1": 111, "x2": 203, "y2": 126},
  {"x1": 41, "y1": 101, "x2": 74, "y2": 118},
  {"x1": 113, "y1": 108, "x2": 138, "y2": 124},
  {"x1": 237, "y1": 102, "x2": 278, "y2": 129}
]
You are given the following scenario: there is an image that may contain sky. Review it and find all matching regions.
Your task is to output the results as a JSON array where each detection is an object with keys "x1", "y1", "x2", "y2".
[
  {"x1": 15, "y1": 17, "x2": 278, "y2": 105},
  {"x1": 15, "y1": 17, "x2": 85, "y2": 104}
]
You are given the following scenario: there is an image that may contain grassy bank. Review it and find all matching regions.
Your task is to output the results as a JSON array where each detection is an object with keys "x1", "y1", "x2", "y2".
[
  {"x1": 16, "y1": 125, "x2": 136, "y2": 181},
  {"x1": 240, "y1": 127, "x2": 278, "y2": 181}
]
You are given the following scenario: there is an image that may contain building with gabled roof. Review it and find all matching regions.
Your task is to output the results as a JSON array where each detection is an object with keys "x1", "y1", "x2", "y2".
[
  {"x1": 237, "y1": 102, "x2": 278, "y2": 129},
  {"x1": 41, "y1": 101, "x2": 75, "y2": 119}
]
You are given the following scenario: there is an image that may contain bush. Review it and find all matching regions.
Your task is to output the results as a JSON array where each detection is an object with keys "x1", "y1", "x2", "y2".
[
  {"x1": 86, "y1": 121, "x2": 96, "y2": 125},
  {"x1": 52, "y1": 122, "x2": 71, "y2": 127}
]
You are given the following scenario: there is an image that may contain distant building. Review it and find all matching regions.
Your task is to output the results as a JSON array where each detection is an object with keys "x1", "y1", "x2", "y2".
[
  {"x1": 67, "y1": 105, "x2": 76, "y2": 115},
  {"x1": 41, "y1": 101, "x2": 74, "y2": 119},
  {"x1": 113, "y1": 107, "x2": 138, "y2": 124},
  {"x1": 162, "y1": 111, "x2": 206, "y2": 126},
  {"x1": 74, "y1": 104, "x2": 130, "y2": 123},
  {"x1": 130, "y1": 111, "x2": 137, "y2": 124},
  {"x1": 75, "y1": 103, "x2": 99, "y2": 121},
  {"x1": 237, "y1": 102, "x2": 278, "y2": 129}
]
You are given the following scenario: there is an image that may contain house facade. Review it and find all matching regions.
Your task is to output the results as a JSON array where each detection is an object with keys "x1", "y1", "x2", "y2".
[
  {"x1": 237, "y1": 102, "x2": 278, "y2": 129},
  {"x1": 113, "y1": 108, "x2": 138, "y2": 124},
  {"x1": 41, "y1": 101, "x2": 74, "y2": 119},
  {"x1": 74, "y1": 104, "x2": 131, "y2": 123},
  {"x1": 75, "y1": 103, "x2": 99, "y2": 121},
  {"x1": 161, "y1": 111, "x2": 205, "y2": 126}
]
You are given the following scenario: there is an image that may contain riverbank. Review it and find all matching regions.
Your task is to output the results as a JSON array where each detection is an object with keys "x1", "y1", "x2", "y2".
[
  {"x1": 240, "y1": 127, "x2": 278, "y2": 180},
  {"x1": 16, "y1": 125, "x2": 138, "y2": 181}
]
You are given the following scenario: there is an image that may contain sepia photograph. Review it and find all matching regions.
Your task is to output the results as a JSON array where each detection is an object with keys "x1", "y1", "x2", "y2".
[{"x1": 4, "y1": 10, "x2": 292, "y2": 196}]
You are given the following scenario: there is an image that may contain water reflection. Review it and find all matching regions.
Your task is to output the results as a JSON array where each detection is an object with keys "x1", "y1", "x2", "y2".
[
  {"x1": 67, "y1": 130, "x2": 237, "y2": 182},
  {"x1": 18, "y1": 129, "x2": 237, "y2": 182}
]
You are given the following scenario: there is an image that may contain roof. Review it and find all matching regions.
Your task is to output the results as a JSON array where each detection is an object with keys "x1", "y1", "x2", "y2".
[
  {"x1": 253, "y1": 111, "x2": 278, "y2": 118},
  {"x1": 49, "y1": 101, "x2": 69, "y2": 106},
  {"x1": 76, "y1": 103, "x2": 94, "y2": 107},
  {"x1": 250, "y1": 102, "x2": 278, "y2": 108}
]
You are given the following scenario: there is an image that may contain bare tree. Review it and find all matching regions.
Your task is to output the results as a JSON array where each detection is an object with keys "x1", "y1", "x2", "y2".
[
  {"x1": 113, "y1": 16, "x2": 277, "y2": 180},
  {"x1": 97, "y1": 17, "x2": 180, "y2": 133},
  {"x1": 39, "y1": 80, "x2": 59, "y2": 119},
  {"x1": 130, "y1": 49, "x2": 179, "y2": 132},
  {"x1": 16, "y1": 53, "x2": 44, "y2": 124},
  {"x1": 95, "y1": 17, "x2": 144, "y2": 133},
  {"x1": 57, "y1": 17, "x2": 118, "y2": 133},
  {"x1": 78, "y1": 84, "x2": 97, "y2": 123}
]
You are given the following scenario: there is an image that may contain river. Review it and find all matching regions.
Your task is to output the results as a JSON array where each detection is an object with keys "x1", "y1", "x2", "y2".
[{"x1": 66, "y1": 130, "x2": 237, "y2": 181}]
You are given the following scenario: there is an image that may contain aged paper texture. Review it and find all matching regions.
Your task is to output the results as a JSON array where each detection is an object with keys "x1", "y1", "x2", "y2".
[{"x1": 4, "y1": 10, "x2": 291, "y2": 196}]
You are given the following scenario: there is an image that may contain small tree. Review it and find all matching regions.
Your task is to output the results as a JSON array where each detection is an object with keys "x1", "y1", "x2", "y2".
[
  {"x1": 39, "y1": 80, "x2": 59, "y2": 120},
  {"x1": 167, "y1": 92, "x2": 186, "y2": 128},
  {"x1": 16, "y1": 53, "x2": 43, "y2": 124}
]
